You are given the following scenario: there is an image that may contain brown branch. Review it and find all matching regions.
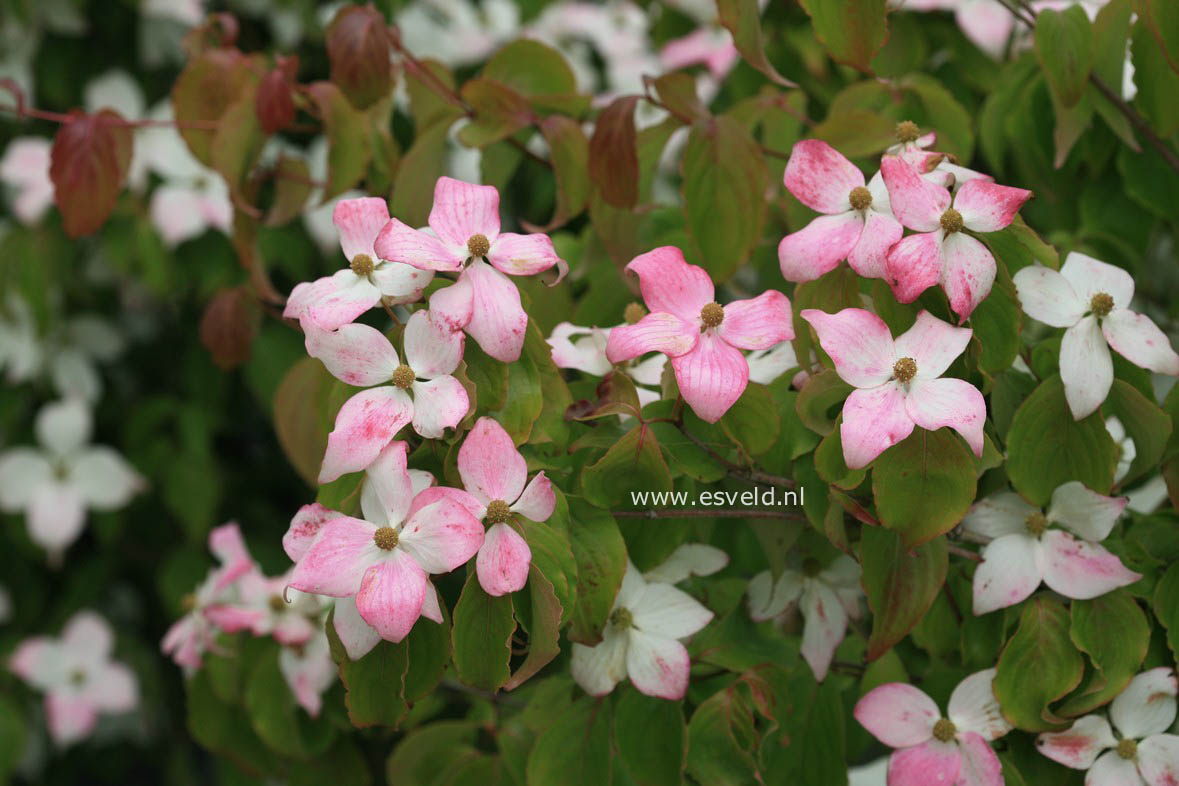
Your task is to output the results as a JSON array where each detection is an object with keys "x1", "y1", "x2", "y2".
[
  {"x1": 946, "y1": 543, "x2": 982, "y2": 563},
  {"x1": 611, "y1": 508, "x2": 804, "y2": 520}
]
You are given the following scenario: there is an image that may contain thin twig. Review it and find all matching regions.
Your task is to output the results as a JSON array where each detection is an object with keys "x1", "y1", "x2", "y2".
[
  {"x1": 946, "y1": 544, "x2": 982, "y2": 563},
  {"x1": 611, "y1": 508, "x2": 804, "y2": 520}
]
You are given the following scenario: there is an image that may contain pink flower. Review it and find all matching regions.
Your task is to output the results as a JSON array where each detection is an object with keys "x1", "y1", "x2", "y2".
[
  {"x1": 278, "y1": 631, "x2": 337, "y2": 718},
  {"x1": 161, "y1": 522, "x2": 259, "y2": 671},
  {"x1": 1037, "y1": 668, "x2": 1179, "y2": 785},
  {"x1": 886, "y1": 124, "x2": 994, "y2": 189},
  {"x1": 286, "y1": 441, "x2": 484, "y2": 643},
  {"x1": 1013, "y1": 252, "x2": 1179, "y2": 419},
  {"x1": 417, "y1": 417, "x2": 555, "y2": 596},
  {"x1": 284, "y1": 197, "x2": 433, "y2": 331},
  {"x1": 801, "y1": 307, "x2": 985, "y2": 469},
  {"x1": 204, "y1": 571, "x2": 325, "y2": 647},
  {"x1": 0, "y1": 137, "x2": 54, "y2": 225},
  {"x1": 10, "y1": 611, "x2": 139, "y2": 746},
  {"x1": 881, "y1": 155, "x2": 1032, "y2": 321},
  {"x1": 747, "y1": 555, "x2": 862, "y2": 681},
  {"x1": 308, "y1": 309, "x2": 470, "y2": 483},
  {"x1": 855, "y1": 669, "x2": 1012, "y2": 786},
  {"x1": 778, "y1": 140, "x2": 903, "y2": 282},
  {"x1": 570, "y1": 560, "x2": 714, "y2": 700},
  {"x1": 660, "y1": 27, "x2": 740, "y2": 79},
  {"x1": 605, "y1": 246, "x2": 794, "y2": 423},
  {"x1": 963, "y1": 481, "x2": 1140, "y2": 615},
  {"x1": 374, "y1": 177, "x2": 566, "y2": 362}
]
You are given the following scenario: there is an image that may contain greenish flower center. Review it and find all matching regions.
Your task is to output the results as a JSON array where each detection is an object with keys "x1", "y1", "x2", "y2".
[
  {"x1": 932, "y1": 718, "x2": 957, "y2": 742},
  {"x1": 1090, "y1": 292, "x2": 1114, "y2": 318},
  {"x1": 374, "y1": 526, "x2": 399, "y2": 550},
  {"x1": 350, "y1": 254, "x2": 375, "y2": 276},
  {"x1": 1117, "y1": 738, "x2": 1138, "y2": 760},
  {"x1": 1025, "y1": 512, "x2": 1048, "y2": 537},
  {"x1": 610, "y1": 607, "x2": 634, "y2": 630}
]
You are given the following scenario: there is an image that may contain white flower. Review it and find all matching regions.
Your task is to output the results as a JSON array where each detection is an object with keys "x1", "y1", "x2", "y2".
[
  {"x1": 571, "y1": 555, "x2": 717, "y2": 700},
  {"x1": 747, "y1": 555, "x2": 862, "y2": 681},
  {"x1": 547, "y1": 321, "x2": 666, "y2": 408},
  {"x1": 1105, "y1": 416, "x2": 1137, "y2": 483},
  {"x1": 0, "y1": 399, "x2": 144, "y2": 558},
  {"x1": 1014, "y1": 253, "x2": 1179, "y2": 419},
  {"x1": 1038, "y1": 668, "x2": 1179, "y2": 784}
]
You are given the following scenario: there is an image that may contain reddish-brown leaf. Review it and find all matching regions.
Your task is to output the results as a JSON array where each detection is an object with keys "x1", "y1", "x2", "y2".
[
  {"x1": 588, "y1": 95, "x2": 641, "y2": 208},
  {"x1": 255, "y1": 57, "x2": 297, "y2": 134},
  {"x1": 199, "y1": 286, "x2": 260, "y2": 370},
  {"x1": 49, "y1": 110, "x2": 133, "y2": 237},
  {"x1": 326, "y1": 4, "x2": 392, "y2": 110}
]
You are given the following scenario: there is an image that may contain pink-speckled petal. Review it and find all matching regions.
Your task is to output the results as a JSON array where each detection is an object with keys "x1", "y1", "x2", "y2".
[
  {"x1": 625, "y1": 246, "x2": 715, "y2": 323},
  {"x1": 1103, "y1": 309, "x2": 1179, "y2": 376},
  {"x1": 893, "y1": 310, "x2": 973, "y2": 379},
  {"x1": 854, "y1": 683, "x2": 940, "y2": 747},
  {"x1": 284, "y1": 504, "x2": 340, "y2": 562},
  {"x1": 956, "y1": 732, "x2": 1004, "y2": 786},
  {"x1": 398, "y1": 496, "x2": 485, "y2": 574},
  {"x1": 887, "y1": 739, "x2": 962, "y2": 786},
  {"x1": 840, "y1": 383, "x2": 915, "y2": 470},
  {"x1": 881, "y1": 155, "x2": 951, "y2": 232},
  {"x1": 940, "y1": 232, "x2": 997, "y2": 322},
  {"x1": 428, "y1": 177, "x2": 501, "y2": 249},
  {"x1": 333, "y1": 197, "x2": 389, "y2": 261},
  {"x1": 287, "y1": 517, "x2": 378, "y2": 597},
  {"x1": 1039, "y1": 529, "x2": 1142, "y2": 601},
  {"x1": 604, "y1": 312, "x2": 697, "y2": 363},
  {"x1": 354, "y1": 551, "x2": 428, "y2": 643},
  {"x1": 1036, "y1": 714, "x2": 1117, "y2": 769},
  {"x1": 410, "y1": 376, "x2": 469, "y2": 439},
  {"x1": 671, "y1": 332, "x2": 749, "y2": 424},
  {"x1": 458, "y1": 417, "x2": 527, "y2": 506},
  {"x1": 904, "y1": 377, "x2": 986, "y2": 457},
  {"x1": 318, "y1": 387, "x2": 413, "y2": 484},
  {"x1": 886, "y1": 232, "x2": 943, "y2": 304},
  {"x1": 954, "y1": 179, "x2": 1032, "y2": 233},
  {"x1": 848, "y1": 209, "x2": 904, "y2": 280},
  {"x1": 464, "y1": 260, "x2": 528, "y2": 363},
  {"x1": 304, "y1": 322, "x2": 398, "y2": 387},
  {"x1": 718, "y1": 290, "x2": 795, "y2": 351},
  {"x1": 800, "y1": 307, "x2": 896, "y2": 388},
  {"x1": 476, "y1": 522, "x2": 531, "y2": 596},
  {"x1": 626, "y1": 630, "x2": 690, "y2": 700},
  {"x1": 777, "y1": 212, "x2": 863, "y2": 283},
  {"x1": 973, "y1": 534, "x2": 1042, "y2": 615},
  {"x1": 372, "y1": 218, "x2": 465, "y2": 272},
  {"x1": 511, "y1": 472, "x2": 555, "y2": 522},
  {"x1": 783, "y1": 140, "x2": 864, "y2": 214},
  {"x1": 487, "y1": 232, "x2": 562, "y2": 276}
]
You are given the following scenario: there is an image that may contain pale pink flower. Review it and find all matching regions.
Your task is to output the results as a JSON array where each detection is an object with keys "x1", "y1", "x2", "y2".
[
  {"x1": 308, "y1": 309, "x2": 470, "y2": 483},
  {"x1": 605, "y1": 246, "x2": 794, "y2": 423},
  {"x1": 204, "y1": 571, "x2": 325, "y2": 647},
  {"x1": 1037, "y1": 667, "x2": 1179, "y2": 785},
  {"x1": 286, "y1": 441, "x2": 483, "y2": 644},
  {"x1": 1013, "y1": 252, "x2": 1179, "y2": 419},
  {"x1": 660, "y1": 27, "x2": 739, "y2": 79},
  {"x1": 963, "y1": 481, "x2": 1140, "y2": 615},
  {"x1": 285, "y1": 197, "x2": 433, "y2": 331},
  {"x1": 881, "y1": 154, "x2": 1032, "y2": 321},
  {"x1": 10, "y1": 611, "x2": 138, "y2": 746},
  {"x1": 547, "y1": 321, "x2": 665, "y2": 407},
  {"x1": 278, "y1": 631, "x2": 337, "y2": 718},
  {"x1": 373, "y1": 177, "x2": 566, "y2": 362},
  {"x1": 801, "y1": 307, "x2": 985, "y2": 469},
  {"x1": 747, "y1": 555, "x2": 862, "y2": 681},
  {"x1": 0, "y1": 137, "x2": 54, "y2": 225},
  {"x1": 570, "y1": 560, "x2": 714, "y2": 701},
  {"x1": 855, "y1": 669, "x2": 1012, "y2": 786},
  {"x1": 0, "y1": 399, "x2": 144, "y2": 558},
  {"x1": 416, "y1": 417, "x2": 555, "y2": 596},
  {"x1": 886, "y1": 126, "x2": 994, "y2": 189},
  {"x1": 779, "y1": 140, "x2": 903, "y2": 282},
  {"x1": 161, "y1": 523, "x2": 259, "y2": 671}
]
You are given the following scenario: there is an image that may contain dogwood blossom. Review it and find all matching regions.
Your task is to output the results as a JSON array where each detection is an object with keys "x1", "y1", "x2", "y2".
[
  {"x1": 308, "y1": 309, "x2": 470, "y2": 483},
  {"x1": 747, "y1": 555, "x2": 862, "y2": 681},
  {"x1": 855, "y1": 669, "x2": 1012, "y2": 786},
  {"x1": 886, "y1": 122, "x2": 993, "y2": 188},
  {"x1": 963, "y1": 481, "x2": 1140, "y2": 614},
  {"x1": 642, "y1": 543, "x2": 730, "y2": 584},
  {"x1": 10, "y1": 611, "x2": 139, "y2": 746},
  {"x1": 1037, "y1": 667, "x2": 1179, "y2": 785},
  {"x1": 0, "y1": 136, "x2": 53, "y2": 224},
  {"x1": 605, "y1": 246, "x2": 794, "y2": 423},
  {"x1": 547, "y1": 320, "x2": 665, "y2": 406},
  {"x1": 1106, "y1": 416, "x2": 1136, "y2": 483},
  {"x1": 374, "y1": 177, "x2": 566, "y2": 362},
  {"x1": 161, "y1": 523, "x2": 258, "y2": 671},
  {"x1": 278, "y1": 631, "x2": 337, "y2": 718},
  {"x1": 660, "y1": 27, "x2": 738, "y2": 80},
  {"x1": 1013, "y1": 252, "x2": 1179, "y2": 419},
  {"x1": 801, "y1": 308, "x2": 985, "y2": 469},
  {"x1": 286, "y1": 441, "x2": 484, "y2": 643},
  {"x1": 882, "y1": 154, "x2": 1033, "y2": 321},
  {"x1": 0, "y1": 399, "x2": 143, "y2": 557},
  {"x1": 285, "y1": 197, "x2": 433, "y2": 331},
  {"x1": 204, "y1": 571, "x2": 325, "y2": 647},
  {"x1": 571, "y1": 560, "x2": 714, "y2": 700},
  {"x1": 778, "y1": 140, "x2": 903, "y2": 282},
  {"x1": 413, "y1": 417, "x2": 555, "y2": 596}
]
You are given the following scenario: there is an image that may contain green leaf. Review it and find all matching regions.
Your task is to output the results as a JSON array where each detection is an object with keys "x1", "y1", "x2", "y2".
[
  {"x1": 760, "y1": 670, "x2": 848, "y2": 786},
  {"x1": 860, "y1": 527, "x2": 948, "y2": 660},
  {"x1": 482, "y1": 39, "x2": 586, "y2": 115},
  {"x1": 326, "y1": 4, "x2": 392, "y2": 109},
  {"x1": 720, "y1": 383, "x2": 781, "y2": 457},
  {"x1": 1154, "y1": 563, "x2": 1179, "y2": 663},
  {"x1": 1006, "y1": 375, "x2": 1118, "y2": 506},
  {"x1": 0, "y1": 694, "x2": 24, "y2": 780},
  {"x1": 307, "y1": 81, "x2": 373, "y2": 200},
  {"x1": 505, "y1": 563, "x2": 563, "y2": 690},
  {"x1": 580, "y1": 422, "x2": 673, "y2": 509},
  {"x1": 1133, "y1": 0, "x2": 1179, "y2": 73},
  {"x1": 994, "y1": 597, "x2": 1085, "y2": 732},
  {"x1": 686, "y1": 681, "x2": 762, "y2": 786},
  {"x1": 244, "y1": 645, "x2": 335, "y2": 758},
  {"x1": 539, "y1": 115, "x2": 590, "y2": 227},
  {"x1": 969, "y1": 278, "x2": 1023, "y2": 376},
  {"x1": 490, "y1": 345, "x2": 543, "y2": 443},
  {"x1": 526, "y1": 695, "x2": 612, "y2": 786},
  {"x1": 273, "y1": 357, "x2": 334, "y2": 487},
  {"x1": 404, "y1": 601, "x2": 453, "y2": 702},
  {"x1": 1057, "y1": 590, "x2": 1149, "y2": 716},
  {"x1": 566, "y1": 499, "x2": 626, "y2": 644},
  {"x1": 872, "y1": 429, "x2": 978, "y2": 547},
  {"x1": 588, "y1": 96, "x2": 641, "y2": 209},
  {"x1": 330, "y1": 630, "x2": 410, "y2": 728},
  {"x1": 814, "y1": 425, "x2": 866, "y2": 490},
  {"x1": 795, "y1": 370, "x2": 853, "y2": 437},
  {"x1": 172, "y1": 49, "x2": 258, "y2": 166},
  {"x1": 798, "y1": 0, "x2": 889, "y2": 73},
  {"x1": 1117, "y1": 144, "x2": 1179, "y2": 219},
  {"x1": 406, "y1": 59, "x2": 464, "y2": 132},
  {"x1": 457, "y1": 78, "x2": 534, "y2": 148},
  {"x1": 1035, "y1": 7, "x2": 1095, "y2": 108},
  {"x1": 386, "y1": 721, "x2": 480, "y2": 786},
  {"x1": 614, "y1": 687, "x2": 686, "y2": 786},
  {"x1": 810, "y1": 109, "x2": 898, "y2": 158},
  {"x1": 186, "y1": 670, "x2": 282, "y2": 774},
  {"x1": 390, "y1": 120, "x2": 451, "y2": 227},
  {"x1": 681, "y1": 116, "x2": 767, "y2": 282},
  {"x1": 1104, "y1": 379, "x2": 1172, "y2": 487},
  {"x1": 1131, "y1": 19, "x2": 1179, "y2": 136},
  {"x1": 452, "y1": 572, "x2": 516, "y2": 691},
  {"x1": 265, "y1": 156, "x2": 314, "y2": 226},
  {"x1": 716, "y1": 0, "x2": 796, "y2": 86}
]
